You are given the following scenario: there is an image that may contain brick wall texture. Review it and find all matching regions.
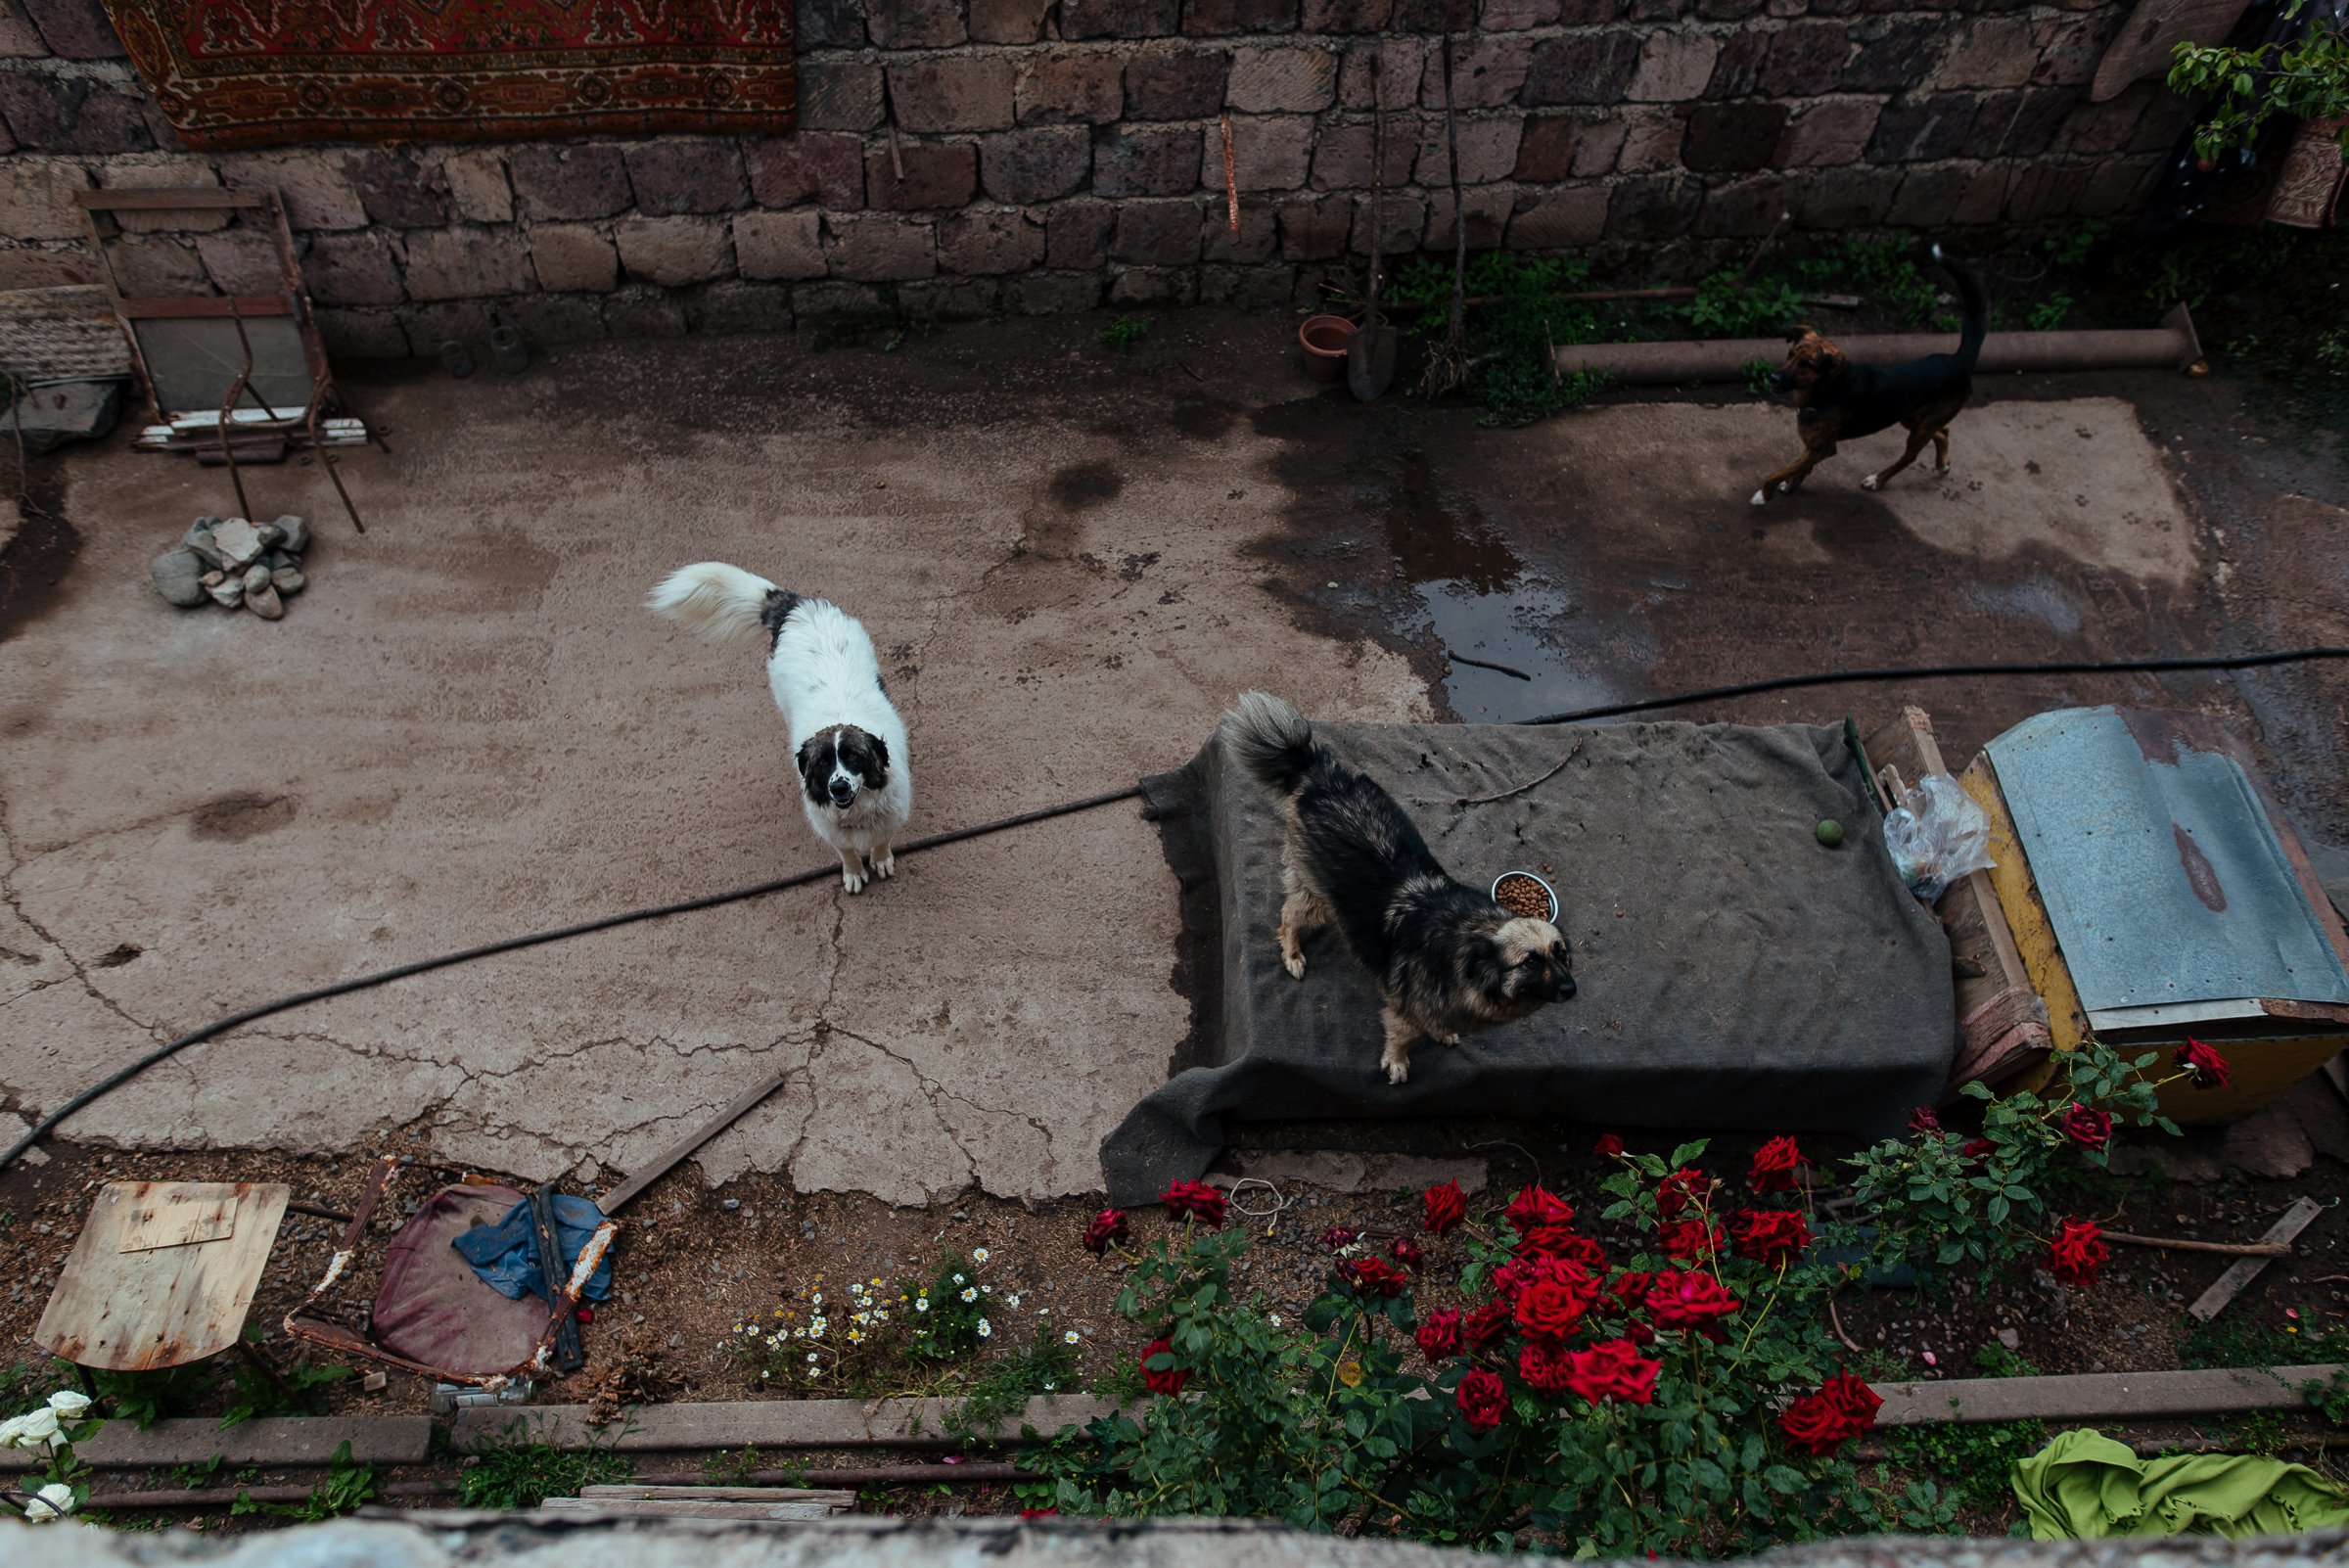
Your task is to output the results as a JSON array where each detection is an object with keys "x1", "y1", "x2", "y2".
[{"x1": 0, "y1": 0, "x2": 2197, "y2": 358}]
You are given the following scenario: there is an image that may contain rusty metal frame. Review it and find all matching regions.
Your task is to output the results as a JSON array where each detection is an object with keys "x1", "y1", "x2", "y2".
[{"x1": 282, "y1": 1155, "x2": 621, "y2": 1391}]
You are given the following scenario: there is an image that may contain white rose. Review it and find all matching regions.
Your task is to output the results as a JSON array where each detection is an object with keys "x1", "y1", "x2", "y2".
[
  {"x1": 1, "y1": 1407, "x2": 61, "y2": 1452},
  {"x1": 45, "y1": 1391, "x2": 91, "y2": 1419},
  {"x1": 23, "y1": 1482, "x2": 75, "y2": 1521}
]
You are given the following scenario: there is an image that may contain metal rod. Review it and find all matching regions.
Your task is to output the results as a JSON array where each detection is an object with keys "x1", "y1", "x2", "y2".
[
  {"x1": 216, "y1": 301, "x2": 256, "y2": 523},
  {"x1": 1555, "y1": 307, "x2": 2203, "y2": 385}
]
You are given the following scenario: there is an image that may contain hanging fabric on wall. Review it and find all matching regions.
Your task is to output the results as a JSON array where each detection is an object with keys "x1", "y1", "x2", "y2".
[{"x1": 103, "y1": 0, "x2": 796, "y2": 151}]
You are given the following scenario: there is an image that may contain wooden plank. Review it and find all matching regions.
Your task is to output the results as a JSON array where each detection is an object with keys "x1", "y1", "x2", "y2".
[
  {"x1": 1961, "y1": 754, "x2": 2090, "y2": 1096},
  {"x1": 601, "y1": 1067, "x2": 796, "y2": 1214},
  {"x1": 577, "y1": 1485, "x2": 856, "y2": 1506},
  {"x1": 1872, "y1": 1363, "x2": 2342, "y2": 1427},
  {"x1": 120, "y1": 295, "x2": 297, "y2": 320},
  {"x1": 0, "y1": 1415, "x2": 432, "y2": 1472},
  {"x1": 2188, "y1": 1197, "x2": 2326, "y2": 1322},
  {"x1": 118, "y1": 1188, "x2": 238, "y2": 1253},
  {"x1": 35, "y1": 1182, "x2": 288, "y2": 1371},
  {"x1": 453, "y1": 1394, "x2": 1120, "y2": 1454},
  {"x1": 536, "y1": 1498, "x2": 839, "y2": 1521}
]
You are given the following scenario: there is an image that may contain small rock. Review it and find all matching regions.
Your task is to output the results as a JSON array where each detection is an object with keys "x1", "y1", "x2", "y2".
[
  {"x1": 207, "y1": 577, "x2": 245, "y2": 609},
  {"x1": 149, "y1": 549, "x2": 207, "y2": 607},
  {"x1": 667, "y1": 1333, "x2": 682, "y2": 1349},
  {"x1": 242, "y1": 562, "x2": 272, "y2": 593},
  {"x1": 953, "y1": 1210, "x2": 969, "y2": 1222},
  {"x1": 201, "y1": 570, "x2": 224, "y2": 585},
  {"x1": 265, "y1": 549, "x2": 296, "y2": 571},
  {"x1": 212, "y1": 518, "x2": 267, "y2": 568},
  {"x1": 722, "y1": 1197, "x2": 741, "y2": 1211},
  {"x1": 1998, "y1": 1326, "x2": 2020, "y2": 1352},
  {"x1": 361, "y1": 1370, "x2": 388, "y2": 1393},
  {"x1": 274, "y1": 515, "x2": 310, "y2": 554},
  {"x1": 272, "y1": 567, "x2": 304, "y2": 596},
  {"x1": 246, "y1": 583, "x2": 284, "y2": 620},
  {"x1": 186, "y1": 529, "x2": 229, "y2": 570},
  {"x1": 255, "y1": 522, "x2": 285, "y2": 547}
]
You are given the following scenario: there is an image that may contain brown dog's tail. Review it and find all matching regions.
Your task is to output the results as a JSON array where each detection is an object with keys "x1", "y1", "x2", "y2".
[{"x1": 1932, "y1": 243, "x2": 1988, "y2": 373}]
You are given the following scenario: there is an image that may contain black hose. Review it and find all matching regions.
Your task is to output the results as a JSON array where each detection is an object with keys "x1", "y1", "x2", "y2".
[
  {"x1": 10, "y1": 641, "x2": 2349, "y2": 1174},
  {"x1": 0, "y1": 785, "x2": 1143, "y2": 1172}
]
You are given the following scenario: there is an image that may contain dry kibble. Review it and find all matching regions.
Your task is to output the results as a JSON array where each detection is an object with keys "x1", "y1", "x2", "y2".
[{"x1": 1495, "y1": 873, "x2": 1551, "y2": 920}]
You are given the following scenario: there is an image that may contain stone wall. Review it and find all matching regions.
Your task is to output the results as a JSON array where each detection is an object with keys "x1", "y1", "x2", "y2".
[{"x1": 0, "y1": 0, "x2": 2199, "y2": 359}]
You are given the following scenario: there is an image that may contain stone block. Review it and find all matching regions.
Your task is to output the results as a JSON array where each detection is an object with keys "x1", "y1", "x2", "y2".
[
  {"x1": 1303, "y1": 0, "x2": 1388, "y2": 27},
  {"x1": 1009, "y1": 270, "x2": 1104, "y2": 313},
  {"x1": 1060, "y1": 0, "x2": 1180, "y2": 36},
  {"x1": 1931, "y1": 16, "x2": 2035, "y2": 89},
  {"x1": 1228, "y1": 113, "x2": 1313, "y2": 189},
  {"x1": 975, "y1": 0, "x2": 1058, "y2": 41},
  {"x1": 1867, "y1": 93, "x2": 1977, "y2": 162},
  {"x1": 893, "y1": 58, "x2": 1015, "y2": 134},
  {"x1": 22, "y1": 0, "x2": 119, "y2": 58},
  {"x1": 1422, "y1": 185, "x2": 1513, "y2": 249},
  {"x1": 1506, "y1": 184, "x2": 1606, "y2": 248},
  {"x1": 349, "y1": 151, "x2": 446, "y2": 227},
  {"x1": 614, "y1": 213, "x2": 731, "y2": 285},
  {"x1": 937, "y1": 207, "x2": 1045, "y2": 273},
  {"x1": 1112, "y1": 197, "x2": 1203, "y2": 264},
  {"x1": 215, "y1": 150, "x2": 366, "y2": 230},
  {"x1": 442, "y1": 151, "x2": 513, "y2": 223},
  {"x1": 1522, "y1": 33, "x2": 1641, "y2": 106},
  {"x1": 1704, "y1": 31, "x2": 1769, "y2": 97},
  {"x1": 0, "y1": 247, "x2": 99, "y2": 289},
  {"x1": 1309, "y1": 120, "x2": 1414, "y2": 188},
  {"x1": 733, "y1": 209, "x2": 827, "y2": 279},
  {"x1": 800, "y1": 61, "x2": 886, "y2": 133},
  {"x1": 791, "y1": 280, "x2": 887, "y2": 319},
  {"x1": 508, "y1": 145, "x2": 632, "y2": 220},
  {"x1": 1763, "y1": 24, "x2": 1849, "y2": 95},
  {"x1": 2128, "y1": 87, "x2": 2199, "y2": 153},
  {"x1": 1570, "y1": 117, "x2": 1631, "y2": 175},
  {"x1": 1773, "y1": 100, "x2": 1879, "y2": 166},
  {"x1": 192, "y1": 228, "x2": 282, "y2": 294},
  {"x1": 1483, "y1": 0, "x2": 1557, "y2": 23},
  {"x1": 299, "y1": 231, "x2": 402, "y2": 304},
  {"x1": 1885, "y1": 163, "x2": 1972, "y2": 226},
  {"x1": 865, "y1": 141, "x2": 979, "y2": 209},
  {"x1": 1182, "y1": 0, "x2": 1297, "y2": 32},
  {"x1": 898, "y1": 275, "x2": 1005, "y2": 320},
  {"x1": 1628, "y1": 30, "x2": 1716, "y2": 101},
  {"x1": 1124, "y1": 49, "x2": 1228, "y2": 119},
  {"x1": 1046, "y1": 199, "x2": 1115, "y2": 266},
  {"x1": 0, "y1": 74, "x2": 150, "y2": 151},
  {"x1": 1693, "y1": 0, "x2": 1761, "y2": 18},
  {"x1": 92, "y1": 159, "x2": 224, "y2": 232},
  {"x1": 2081, "y1": 152, "x2": 2161, "y2": 217},
  {"x1": 795, "y1": 0, "x2": 863, "y2": 46},
  {"x1": 748, "y1": 133, "x2": 864, "y2": 209},
  {"x1": 1513, "y1": 115, "x2": 1580, "y2": 180},
  {"x1": 1022, "y1": 49, "x2": 1126, "y2": 124},
  {"x1": 981, "y1": 125, "x2": 1091, "y2": 204},
  {"x1": 529, "y1": 223, "x2": 621, "y2": 292},
  {"x1": 866, "y1": 0, "x2": 964, "y2": 45},
  {"x1": 1953, "y1": 162, "x2": 2010, "y2": 224},
  {"x1": 1107, "y1": 263, "x2": 1194, "y2": 305},
  {"x1": 1276, "y1": 191, "x2": 1350, "y2": 257},
  {"x1": 601, "y1": 288, "x2": 687, "y2": 338},
  {"x1": 1978, "y1": 86, "x2": 2074, "y2": 159},
  {"x1": 2004, "y1": 161, "x2": 2090, "y2": 221},
  {"x1": 314, "y1": 307, "x2": 409, "y2": 361},
  {"x1": 1413, "y1": 115, "x2": 1524, "y2": 185},
  {"x1": 1697, "y1": 171, "x2": 1803, "y2": 236},
  {"x1": 1198, "y1": 261, "x2": 1295, "y2": 307},
  {"x1": 504, "y1": 292, "x2": 610, "y2": 346},
  {"x1": 688, "y1": 280, "x2": 795, "y2": 336},
  {"x1": 108, "y1": 234, "x2": 205, "y2": 295},
  {"x1": 624, "y1": 141, "x2": 746, "y2": 214},
  {"x1": 1605, "y1": 174, "x2": 1699, "y2": 241},
  {"x1": 1684, "y1": 102, "x2": 1787, "y2": 171},
  {"x1": 1093, "y1": 123, "x2": 1202, "y2": 197},
  {"x1": 1, "y1": 0, "x2": 49, "y2": 54},
  {"x1": 1842, "y1": 18, "x2": 1943, "y2": 92},
  {"x1": 1423, "y1": 34, "x2": 1532, "y2": 108},
  {"x1": 1336, "y1": 37, "x2": 1426, "y2": 111},
  {"x1": 1203, "y1": 204, "x2": 1278, "y2": 261},
  {"x1": 1612, "y1": 109, "x2": 1681, "y2": 171},
  {"x1": 1395, "y1": 0, "x2": 1476, "y2": 24},
  {"x1": 404, "y1": 225, "x2": 532, "y2": 299},
  {"x1": 1227, "y1": 43, "x2": 1340, "y2": 112},
  {"x1": 824, "y1": 213, "x2": 937, "y2": 281},
  {"x1": 1797, "y1": 162, "x2": 1901, "y2": 225},
  {"x1": 1347, "y1": 189, "x2": 1423, "y2": 254},
  {"x1": 2032, "y1": 12, "x2": 2122, "y2": 87}
]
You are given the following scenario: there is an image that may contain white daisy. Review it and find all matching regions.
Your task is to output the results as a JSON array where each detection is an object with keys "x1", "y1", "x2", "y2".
[
  {"x1": 973, "y1": 1249, "x2": 990, "y2": 1264},
  {"x1": 960, "y1": 1287, "x2": 978, "y2": 1303},
  {"x1": 915, "y1": 1298, "x2": 930, "y2": 1313},
  {"x1": 1063, "y1": 1330, "x2": 1081, "y2": 1345},
  {"x1": 978, "y1": 1319, "x2": 992, "y2": 1338}
]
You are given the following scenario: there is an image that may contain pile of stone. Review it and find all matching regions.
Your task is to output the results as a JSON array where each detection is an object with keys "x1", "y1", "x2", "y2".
[{"x1": 149, "y1": 516, "x2": 311, "y2": 621}]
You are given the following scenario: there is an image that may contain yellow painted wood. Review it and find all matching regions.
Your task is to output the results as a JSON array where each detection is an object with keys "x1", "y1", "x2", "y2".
[{"x1": 2150, "y1": 1032, "x2": 2349, "y2": 1125}]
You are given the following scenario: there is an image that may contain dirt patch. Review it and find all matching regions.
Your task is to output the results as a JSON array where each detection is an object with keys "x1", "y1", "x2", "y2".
[
  {"x1": 0, "y1": 476, "x2": 79, "y2": 646},
  {"x1": 187, "y1": 794, "x2": 299, "y2": 843}
]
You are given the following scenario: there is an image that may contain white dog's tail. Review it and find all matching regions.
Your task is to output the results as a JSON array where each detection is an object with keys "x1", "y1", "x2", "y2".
[
  {"x1": 1221, "y1": 690, "x2": 1318, "y2": 798},
  {"x1": 646, "y1": 562, "x2": 801, "y2": 645}
]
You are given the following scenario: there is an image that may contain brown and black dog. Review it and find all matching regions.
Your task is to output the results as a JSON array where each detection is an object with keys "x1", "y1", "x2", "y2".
[{"x1": 1751, "y1": 245, "x2": 1989, "y2": 507}]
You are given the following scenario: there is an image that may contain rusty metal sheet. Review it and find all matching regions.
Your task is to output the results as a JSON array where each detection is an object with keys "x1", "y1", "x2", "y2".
[{"x1": 1984, "y1": 707, "x2": 2349, "y2": 1016}]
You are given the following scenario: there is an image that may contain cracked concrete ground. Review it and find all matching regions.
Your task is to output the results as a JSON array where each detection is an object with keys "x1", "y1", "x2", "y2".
[{"x1": 1, "y1": 312, "x2": 2342, "y2": 1204}]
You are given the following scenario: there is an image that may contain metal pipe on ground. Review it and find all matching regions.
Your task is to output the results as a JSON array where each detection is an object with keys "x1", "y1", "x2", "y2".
[
  {"x1": 1553, "y1": 304, "x2": 2204, "y2": 385},
  {"x1": 83, "y1": 1463, "x2": 1035, "y2": 1510}
]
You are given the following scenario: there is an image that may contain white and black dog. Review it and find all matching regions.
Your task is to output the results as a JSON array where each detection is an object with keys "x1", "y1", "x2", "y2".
[{"x1": 647, "y1": 563, "x2": 912, "y2": 893}]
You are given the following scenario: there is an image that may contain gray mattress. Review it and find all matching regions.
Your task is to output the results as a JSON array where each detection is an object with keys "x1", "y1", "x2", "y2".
[{"x1": 1101, "y1": 717, "x2": 1958, "y2": 1205}]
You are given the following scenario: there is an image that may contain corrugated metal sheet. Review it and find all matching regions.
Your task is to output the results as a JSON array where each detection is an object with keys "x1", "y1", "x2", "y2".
[{"x1": 1984, "y1": 707, "x2": 2349, "y2": 1015}]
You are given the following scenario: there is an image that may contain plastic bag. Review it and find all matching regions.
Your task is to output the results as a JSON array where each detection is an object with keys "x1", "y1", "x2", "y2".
[{"x1": 1882, "y1": 772, "x2": 1995, "y2": 904}]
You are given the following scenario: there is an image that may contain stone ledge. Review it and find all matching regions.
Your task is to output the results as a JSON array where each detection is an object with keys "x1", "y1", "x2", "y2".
[
  {"x1": 452, "y1": 1393, "x2": 1123, "y2": 1453},
  {"x1": 0, "y1": 1413, "x2": 433, "y2": 1471},
  {"x1": 1871, "y1": 1363, "x2": 2341, "y2": 1427}
]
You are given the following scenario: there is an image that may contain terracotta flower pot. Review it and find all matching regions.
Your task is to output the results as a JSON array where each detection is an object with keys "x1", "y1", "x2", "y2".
[{"x1": 1299, "y1": 315, "x2": 1355, "y2": 383}]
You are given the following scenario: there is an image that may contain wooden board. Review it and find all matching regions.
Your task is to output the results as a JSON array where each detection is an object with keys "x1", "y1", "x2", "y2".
[
  {"x1": 537, "y1": 1498, "x2": 841, "y2": 1521},
  {"x1": 117, "y1": 1187, "x2": 238, "y2": 1253},
  {"x1": 34, "y1": 1182, "x2": 287, "y2": 1371},
  {"x1": 453, "y1": 1393, "x2": 1121, "y2": 1453},
  {"x1": 577, "y1": 1485, "x2": 856, "y2": 1507},
  {"x1": 2092, "y1": 0, "x2": 2255, "y2": 101},
  {"x1": 2188, "y1": 1197, "x2": 2325, "y2": 1322},
  {"x1": 1871, "y1": 1362, "x2": 2340, "y2": 1426}
]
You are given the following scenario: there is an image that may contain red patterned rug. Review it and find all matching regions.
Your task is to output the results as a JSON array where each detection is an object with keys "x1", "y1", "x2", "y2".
[{"x1": 105, "y1": 0, "x2": 795, "y2": 151}]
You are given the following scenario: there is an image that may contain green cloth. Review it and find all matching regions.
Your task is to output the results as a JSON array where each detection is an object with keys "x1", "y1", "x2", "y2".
[{"x1": 2013, "y1": 1427, "x2": 2349, "y2": 1541}]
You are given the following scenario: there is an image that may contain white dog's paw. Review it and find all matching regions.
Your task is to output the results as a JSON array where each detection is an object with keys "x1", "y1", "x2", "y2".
[
  {"x1": 1750, "y1": 489, "x2": 1767, "y2": 507},
  {"x1": 1934, "y1": 463, "x2": 1952, "y2": 477},
  {"x1": 871, "y1": 851, "x2": 896, "y2": 880},
  {"x1": 1384, "y1": 1057, "x2": 1410, "y2": 1085},
  {"x1": 1440, "y1": 1033, "x2": 1461, "y2": 1047},
  {"x1": 1776, "y1": 481, "x2": 1792, "y2": 494},
  {"x1": 1861, "y1": 473, "x2": 1881, "y2": 491},
  {"x1": 1281, "y1": 950, "x2": 1307, "y2": 980},
  {"x1": 842, "y1": 867, "x2": 867, "y2": 894}
]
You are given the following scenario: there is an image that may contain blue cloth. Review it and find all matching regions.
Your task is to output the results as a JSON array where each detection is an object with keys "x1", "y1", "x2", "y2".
[{"x1": 451, "y1": 1194, "x2": 614, "y2": 1303}]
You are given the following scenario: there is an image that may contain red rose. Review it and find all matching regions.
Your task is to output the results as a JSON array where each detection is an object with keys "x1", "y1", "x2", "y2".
[
  {"x1": 1518, "y1": 1341, "x2": 1574, "y2": 1392},
  {"x1": 1416, "y1": 1308, "x2": 1463, "y2": 1360},
  {"x1": 1560, "y1": 1338, "x2": 1662, "y2": 1407},
  {"x1": 1082, "y1": 1208, "x2": 1129, "y2": 1253},
  {"x1": 1504, "y1": 1183, "x2": 1574, "y2": 1232},
  {"x1": 1748, "y1": 1135, "x2": 1806, "y2": 1193},
  {"x1": 1344, "y1": 1257, "x2": 1410, "y2": 1298},
  {"x1": 1390, "y1": 1236, "x2": 1425, "y2": 1270},
  {"x1": 1593, "y1": 1133, "x2": 1627, "y2": 1159},
  {"x1": 1601, "y1": 1268, "x2": 1653, "y2": 1314},
  {"x1": 1515, "y1": 1223, "x2": 1606, "y2": 1269},
  {"x1": 1162, "y1": 1179, "x2": 1227, "y2": 1227},
  {"x1": 1140, "y1": 1337, "x2": 1188, "y2": 1396},
  {"x1": 1959, "y1": 1138, "x2": 1995, "y2": 1169},
  {"x1": 2062, "y1": 1104, "x2": 2112, "y2": 1151},
  {"x1": 1513, "y1": 1275, "x2": 1598, "y2": 1342},
  {"x1": 1320, "y1": 1225, "x2": 1358, "y2": 1252},
  {"x1": 1778, "y1": 1371, "x2": 1881, "y2": 1453},
  {"x1": 1657, "y1": 1218, "x2": 1723, "y2": 1262},
  {"x1": 2046, "y1": 1218, "x2": 2108, "y2": 1287},
  {"x1": 1729, "y1": 1207, "x2": 1812, "y2": 1265},
  {"x1": 1463, "y1": 1300, "x2": 1513, "y2": 1348},
  {"x1": 1455, "y1": 1368, "x2": 1507, "y2": 1432},
  {"x1": 1020, "y1": 1506, "x2": 1057, "y2": 1520},
  {"x1": 1422, "y1": 1179, "x2": 1467, "y2": 1234},
  {"x1": 1819, "y1": 1370, "x2": 1883, "y2": 1429},
  {"x1": 2176, "y1": 1038, "x2": 2229, "y2": 1089},
  {"x1": 1908, "y1": 1106, "x2": 1941, "y2": 1135},
  {"x1": 1656, "y1": 1168, "x2": 1715, "y2": 1219},
  {"x1": 1494, "y1": 1255, "x2": 1595, "y2": 1302},
  {"x1": 1643, "y1": 1269, "x2": 1742, "y2": 1331}
]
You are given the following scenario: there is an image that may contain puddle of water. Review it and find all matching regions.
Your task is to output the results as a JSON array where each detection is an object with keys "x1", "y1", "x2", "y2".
[{"x1": 1418, "y1": 576, "x2": 1621, "y2": 722}]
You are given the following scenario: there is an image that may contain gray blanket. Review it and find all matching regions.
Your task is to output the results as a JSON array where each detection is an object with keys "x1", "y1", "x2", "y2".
[{"x1": 1102, "y1": 718, "x2": 1957, "y2": 1205}]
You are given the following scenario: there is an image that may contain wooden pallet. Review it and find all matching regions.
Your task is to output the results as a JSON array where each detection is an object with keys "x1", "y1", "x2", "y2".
[{"x1": 538, "y1": 1485, "x2": 857, "y2": 1521}]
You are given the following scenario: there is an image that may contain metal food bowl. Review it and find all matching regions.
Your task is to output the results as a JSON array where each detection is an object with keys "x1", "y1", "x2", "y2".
[{"x1": 1490, "y1": 869, "x2": 1559, "y2": 923}]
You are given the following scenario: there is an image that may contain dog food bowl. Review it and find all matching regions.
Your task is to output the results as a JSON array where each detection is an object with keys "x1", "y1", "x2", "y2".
[
  {"x1": 1491, "y1": 869, "x2": 1558, "y2": 923},
  {"x1": 1299, "y1": 314, "x2": 1356, "y2": 382}
]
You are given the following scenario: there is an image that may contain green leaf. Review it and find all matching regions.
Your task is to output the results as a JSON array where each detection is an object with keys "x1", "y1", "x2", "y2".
[{"x1": 1668, "y1": 1139, "x2": 1711, "y2": 1170}]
